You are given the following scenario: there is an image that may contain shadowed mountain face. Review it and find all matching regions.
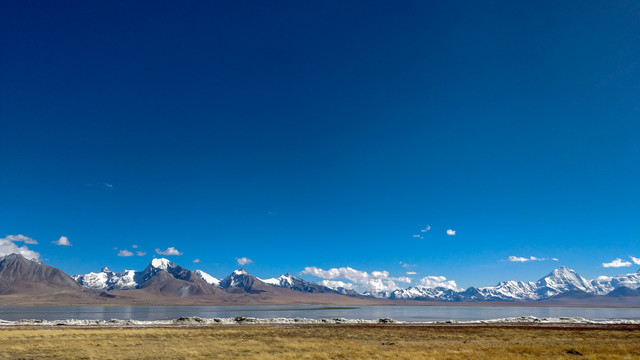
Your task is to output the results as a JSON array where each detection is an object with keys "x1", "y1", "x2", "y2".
[
  {"x1": 219, "y1": 269, "x2": 271, "y2": 294},
  {"x1": 0, "y1": 254, "x2": 83, "y2": 294},
  {"x1": 137, "y1": 270, "x2": 219, "y2": 297}
]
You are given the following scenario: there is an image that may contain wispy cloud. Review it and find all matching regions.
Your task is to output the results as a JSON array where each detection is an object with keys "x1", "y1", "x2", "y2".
[
  {"x1": 193, "y1": 258, "x2": 201, "y2": 263},
  {"x1": 446, "y1": 229, "x2": 456, "y2": 236},
  {"x1": 132, "y1": 244, "x2": 138, "y2": 249},
  {"x1": 0, "y1": 235, "x2": 40, "y2": 260},
  {"x1": 406, "y1": 271, "x2": 417, "y2": 275},
  {"x1": 52, "y1": 236, "x2": 71, "y2": 246},
  {"x1": 85, "y1": 182, "x2": 114, "y2": 189},
  {"x1": 236, "y1": 257, "x2": 253, "y2": 266},
  {"x1": 155, "y1": 247, "x2": 182, "y2": 256},
  {"x1": 4, "y1": 234, "x2": 38, "y2": 245},
  {"x1": 420, "y1": 225, "x2": 431, "y2": 233},
  {"x1": 631, "y1": 256, "x2": 640, "y2": 265},
  {"x1": 117, "y1": 249, "x2": 134, "y2": 257},
  {"x1": 602, "y1": 258, "x2": 632, "y2": 268},
  {"x1": 508, "y1": 256, "x2": 557, "y2": 262},
  {"x1": 418, "y1": 276, "x2": 459, "y2": 290},
  {"x1": 399, "y1": 261, "x2": 415, "y2": 268},
  {"x1": 136, "y1": 251, "x2": 146, "y2": 256},
  {"x1": 412, "y1": 234, "x2": 424, "y2": 239}
]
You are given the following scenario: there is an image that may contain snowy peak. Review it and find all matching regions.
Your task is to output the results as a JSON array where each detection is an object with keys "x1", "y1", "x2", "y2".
[
  {"x1": 194, "y1": 270, "x2": 220, "y2": 286},
  {"x1": 150, "y1": 258, "x2": 173, "y2": 270},
  {"x1": 536, "y1": 266, "x2": 594, "y2": 295},
  {"x1": 142, "y1": 258, "x2": 188, "y2": 283},
  {"x1": 221, "y1": 268, "x2": 251, "y2": 284},
  {"x1": 233, "y1": 268, "x2": 249, "y2": 276},
  {"x1": 262, "y1": 273, "x2": 338, "y2": 294},
  {"x1": 385, "y1": 286, "x2": 461, "y2": 301},
  {"x1": 219, "y1": 268, "x2": 259, "y2": 291},
  {"x1": 591, "y1": 271, "x2": 640, "y2": 295},
  {"x1": 73, "y1": 269, "x2": 140, "y2": 291}
]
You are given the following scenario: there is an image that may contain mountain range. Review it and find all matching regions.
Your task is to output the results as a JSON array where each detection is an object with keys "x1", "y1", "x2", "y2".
[
  {"x1": 369, "y1": 266, "x2": 640, "y2": 303},
  {"x1": 0, "y1": 253, "x2": 638, "y2": 305}
]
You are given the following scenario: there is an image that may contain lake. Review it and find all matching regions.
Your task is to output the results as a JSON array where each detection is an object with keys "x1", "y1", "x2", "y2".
[{"x1": 0, "y1": 305, "x2": 638, "y2": 322}]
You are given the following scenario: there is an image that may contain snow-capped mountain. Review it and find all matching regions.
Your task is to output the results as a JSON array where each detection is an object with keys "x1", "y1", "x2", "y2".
[
  {"x1": 464, "y1": 266, "x2": 596, "y2": 301},
  {"x1": 382, "y1": 286, "x2": 462, "y2": 301},
  {"x1": 74, "y1": 258, "x2": 201, "y2": 291},
  {"x1": 535, "y1": 266, "x2": 595, "y2": 297},
  {"x1": 591, "y1": 270, "x2": 640, "y2": 295},
  {"x1": 194, "y1": 270, "x2": 219, "y2": 286},
  {"x1": 72, "y1": 267, "x2": 140, "y2": 291},
  {"x1": 141, "y1": 258, "x2": 195, "y2": 283},
  {"x1": 260, "y1": 274, "x2": 339, "y2": 294},
  {"x1": 217, "y1": 268, "x2": 279, "y2": 294}
]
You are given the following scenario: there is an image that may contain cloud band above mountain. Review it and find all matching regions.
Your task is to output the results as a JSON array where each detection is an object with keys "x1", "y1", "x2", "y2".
[
  {"x1": 0, "y1": 235, "x2": 40, "y2": 260},
  {"x1": 508, "y1": 256, "x2": 558, "y2": 262}
]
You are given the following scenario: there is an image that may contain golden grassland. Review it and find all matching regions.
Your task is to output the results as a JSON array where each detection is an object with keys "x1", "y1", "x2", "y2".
[{"x1": 0, "y1": 324, "x2": 638, "y2": 359}]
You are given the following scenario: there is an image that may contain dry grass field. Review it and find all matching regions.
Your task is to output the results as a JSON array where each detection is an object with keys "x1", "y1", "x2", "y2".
[{"x1": 0, "y1": 324, "x2": 638, "y2": 359}]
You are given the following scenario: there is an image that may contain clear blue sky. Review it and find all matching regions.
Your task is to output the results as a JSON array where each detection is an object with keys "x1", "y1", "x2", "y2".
[{"x1": 2, "y1": 1, "x2": 639, "y2": 290}]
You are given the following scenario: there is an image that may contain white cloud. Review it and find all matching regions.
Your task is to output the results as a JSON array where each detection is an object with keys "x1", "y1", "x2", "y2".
[
  {"x1": 319, "y1": 280, "x2": 356, "y2": 290},
  {"x1": 406, "y1": 271, "x2": 417, "y2": 275},
  {"x1": 118, "y1": 249, "x2": 134, "y2": 257},
  {"x1": 420, "y1": 225, "x2": 431, "y2": 233},
  {"x1": 236, "y1": 257, "x2": 253, "y2": 266},
  {"x1": 412, "y1": 234, "x2": 423, "y2": 239},
  {"x1": 509, "y1": 256, "x2": 529, "y2": 262},
  {"x1": 393, "y1": 276, "x2": 412, "y2": 284},
  {"x1": 155, "y1": 247, "x2": 182, "y2": 256},
  {"x1": 132, "y1": 244, "x2": 138, "y2": 249},
  {"x1": 602, "y1": 258, "x2": 632, "y2": 268},
  {"x1": 446, "y1": 229, "x2": 456, "y2": 236},
  {"x1": 4, "y1": 234, "x2": 38, "y2": 244},
  {"x1": 418, "y1": 276, "x2": 459, "y2": 290},
  {"x1": 399, "y1": 261, "x2": 415, "y2": 268},
  {"x1": 508, "y1": 256, "x2": 557, "y2": 262},
  {"x1": 193, "y1": 258, "x2": 201, "y2": 263},
  {"x1": 302, "y1": 266, "x2": 401, "y2": 293},
  {"x1": 630, "y1": 256, "x2": 640, "y2": 265},
  {"x1": 52, "y1": 236, "x2": 71, "y2": 246},
  {"x1": 136, "y1": 251, "x2": 146, "y2": 256},
  {"x1": 104, "y1": 183, "x2": 113, "y2": 189},
  {"x1": 0, "y1": 236, "x2": 40, "y2": 260}
]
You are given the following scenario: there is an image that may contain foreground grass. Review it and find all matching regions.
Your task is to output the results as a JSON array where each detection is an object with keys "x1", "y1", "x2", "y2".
[{"x1": 0, "y1": 324, "x2": 638, "y2": 359}]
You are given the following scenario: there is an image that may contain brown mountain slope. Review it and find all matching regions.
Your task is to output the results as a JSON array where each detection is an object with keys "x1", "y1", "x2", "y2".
[{"x1": 0, "y1": 254, "x2": 83, "y2": 294}]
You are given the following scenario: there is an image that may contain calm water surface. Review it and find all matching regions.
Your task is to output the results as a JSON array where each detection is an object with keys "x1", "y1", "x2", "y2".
[{"x1": 0, "y1": 305, "x2": 638, "y2": 322}]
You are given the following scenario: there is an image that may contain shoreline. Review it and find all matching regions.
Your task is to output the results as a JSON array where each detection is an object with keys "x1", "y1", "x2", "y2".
[
  {"x1": 1, "y1": 315, "x2": 640, "y2": 327},
  {"x1": 0, "y1": 300, "x2": 638, "y2": 308}
]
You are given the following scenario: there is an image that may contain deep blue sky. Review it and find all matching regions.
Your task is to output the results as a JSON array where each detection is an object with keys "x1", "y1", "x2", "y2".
[{"x1": 2, "y1": 1, "x2": 640, "y2": 290}]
